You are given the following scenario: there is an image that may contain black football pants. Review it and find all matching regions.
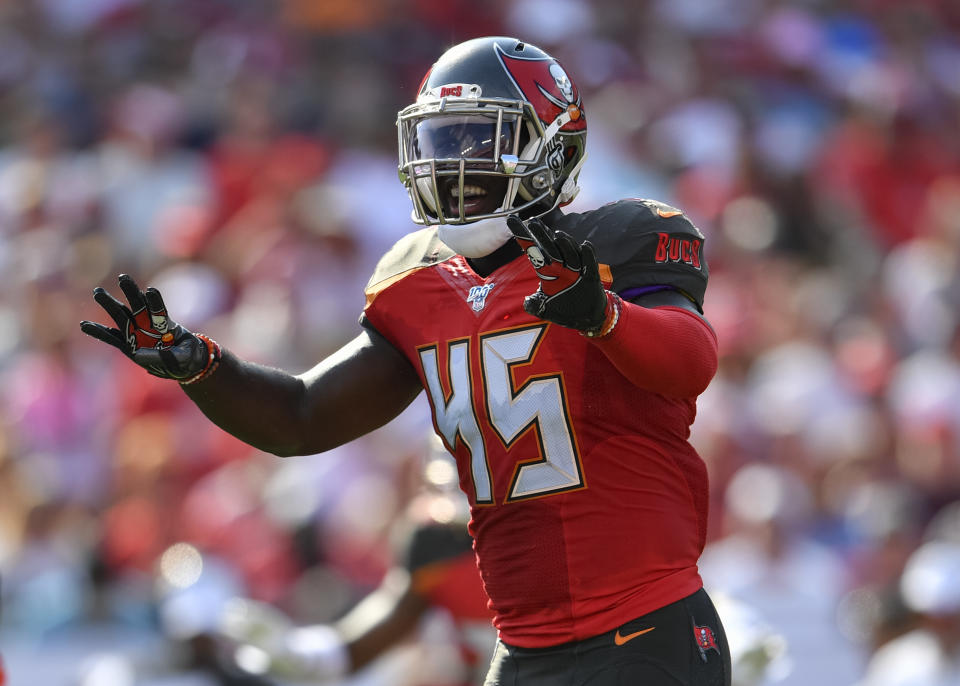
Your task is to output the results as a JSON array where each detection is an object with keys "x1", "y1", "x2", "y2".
[{"x1": 482, "y1": 588, "x2": 731, "y2": 686}]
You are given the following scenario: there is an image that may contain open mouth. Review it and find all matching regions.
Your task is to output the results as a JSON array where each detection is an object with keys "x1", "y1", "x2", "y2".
[{"x1": 441, "y1": 176, "x2": 507, "y2": 219}]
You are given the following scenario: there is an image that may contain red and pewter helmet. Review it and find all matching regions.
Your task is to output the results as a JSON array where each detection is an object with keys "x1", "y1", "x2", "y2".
[{"x1": 397, "y1": 36, "x2": 587, "y2": 225}]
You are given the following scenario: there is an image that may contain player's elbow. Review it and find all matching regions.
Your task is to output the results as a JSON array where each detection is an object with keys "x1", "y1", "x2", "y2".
[
  {"x1": 265, "y1": 443, "x2": 306, "y2": 458},
  {"x1": 264, "y1": 432, "x2": 340, "y2": 458},
  {"x1": 266, "y1": 417, "x2": 355, "y2": 458},
  {"x1": 676, "y1": 331, "x2": 718, "y2": 397},
  {"x1": 647, "y1": 327, "x2": 718, "y2": 398},
  {"x1": 252, "y1": 415, "x2": 326, "y2": 458},
  {"x1": 255, "y1": 409, "x2": 335, "y2": 457},
  {"x1": 674, "y1": 365, "x2": 716, "y2": 398}
]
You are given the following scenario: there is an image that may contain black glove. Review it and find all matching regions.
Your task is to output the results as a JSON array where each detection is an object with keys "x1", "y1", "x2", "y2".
[
  {"x1": 80, "y1": 274, "x2": 219, "y2": 382},
  {"x1": 507, "y1": 215, "x2": 617, "y2": 335}
]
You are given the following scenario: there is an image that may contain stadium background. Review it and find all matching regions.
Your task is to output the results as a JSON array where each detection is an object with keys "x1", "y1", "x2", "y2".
[{"x1": 1, "y1": 0, "x2": 959, "y2": 684}]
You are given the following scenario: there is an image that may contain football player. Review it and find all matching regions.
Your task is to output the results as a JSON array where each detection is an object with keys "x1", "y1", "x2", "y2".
[
  {"x1": 82, "y1": 37, "x2": 730, "y2": 685},
  {"x1": 220, "y1": 492, "x2": 495, "y2": 685}
]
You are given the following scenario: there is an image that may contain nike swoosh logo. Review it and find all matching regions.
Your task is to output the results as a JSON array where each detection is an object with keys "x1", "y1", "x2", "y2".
[
  {"x1": 614, "y1": 626, "x2": 656, "y2": 645},
  {"x1": 657, "y1": 208, "x2": 682, "y2": 218}
]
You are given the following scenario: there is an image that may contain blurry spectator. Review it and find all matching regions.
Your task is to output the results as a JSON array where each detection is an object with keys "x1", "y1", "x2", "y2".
[
  {"x1": 857, "y1": 539, "x2": 960, "y2": 686},
  {"x1": 699, "y1": 463, "x2": 863, "y2": 684}
]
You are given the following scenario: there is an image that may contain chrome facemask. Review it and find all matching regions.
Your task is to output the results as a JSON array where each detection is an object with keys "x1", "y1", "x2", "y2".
[{"x1": 397, "y1": 96, "x2": 557, "y2": 225}]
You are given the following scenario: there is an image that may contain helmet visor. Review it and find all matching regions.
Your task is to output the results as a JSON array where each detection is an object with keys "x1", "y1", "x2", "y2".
[{"x1": 408, "y1": 114, "x2": 518, "y2": 163}]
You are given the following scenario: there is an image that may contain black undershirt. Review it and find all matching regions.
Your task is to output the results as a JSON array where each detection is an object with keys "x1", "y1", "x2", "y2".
[{"x1": 465, "y1": 238, "x2": 523, "y2": 278}]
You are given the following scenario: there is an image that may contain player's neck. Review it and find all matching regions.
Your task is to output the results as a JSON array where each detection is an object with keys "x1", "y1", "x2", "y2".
[
  {"x1": 466, "y1": 208, "x2": 563, "y2": 277},
  {"x1": 466, "y1": 238, "x2": 522, "y2": 278}
]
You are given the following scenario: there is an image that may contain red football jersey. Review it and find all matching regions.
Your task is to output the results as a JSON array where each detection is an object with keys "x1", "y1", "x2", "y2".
[{"x1": 363, "y1": 201, "x2": 711, "y2": 647}]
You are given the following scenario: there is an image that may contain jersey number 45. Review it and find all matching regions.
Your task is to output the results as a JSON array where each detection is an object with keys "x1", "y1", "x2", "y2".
[{"x1": 418, "y1": 324, "x2": 586, "y2": 505}]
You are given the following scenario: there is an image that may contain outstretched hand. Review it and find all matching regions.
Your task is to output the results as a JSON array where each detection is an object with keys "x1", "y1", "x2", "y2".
[
  {"x1": 80, "y1": 274, "x2": 218, "y2": 382},
  {"x1": 507, "y1": 215, "x2": 615, "y2": 335}
]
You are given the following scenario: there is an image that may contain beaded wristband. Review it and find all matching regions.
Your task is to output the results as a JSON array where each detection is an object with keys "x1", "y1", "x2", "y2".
[
  {"x1": 180, "y1": 334, "x2": 222, "y2": 385},
  {"x1": 582, "y1": 292, "x2": 622, "y2": 339}
]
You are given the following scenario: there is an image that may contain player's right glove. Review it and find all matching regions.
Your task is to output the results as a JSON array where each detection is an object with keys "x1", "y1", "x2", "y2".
[
  {"x1": 507, "y1": 215, "x2": 621, "y2": 338},
  {"x1": 80, "y1": 274, "x2": 220, "y2": 384}
]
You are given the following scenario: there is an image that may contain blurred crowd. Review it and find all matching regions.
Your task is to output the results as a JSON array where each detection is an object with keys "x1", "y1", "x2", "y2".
[{"x1": 1, "y1": 0, "x2": 959, "y2": 684}]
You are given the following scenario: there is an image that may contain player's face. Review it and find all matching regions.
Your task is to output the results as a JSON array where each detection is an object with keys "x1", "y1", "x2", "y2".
[{"x1": 408, "y1": 114, "x2": 519, "y2": 218}]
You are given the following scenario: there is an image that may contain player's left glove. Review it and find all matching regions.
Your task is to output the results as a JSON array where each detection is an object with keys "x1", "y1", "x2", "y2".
[
  {"x1": 80, "y1": 274, "x2": 220, "y2": 384},
  {"x1": 507, "y1": 215, "x2": 621, "y2": 338}
]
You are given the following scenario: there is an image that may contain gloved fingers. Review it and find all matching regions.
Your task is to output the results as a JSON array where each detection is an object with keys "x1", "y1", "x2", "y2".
[
  {"x1": 117, "y1": 274, "x2": 147, "y2": 313},
  {"x1": 525, "y1": 217, "x2": 560, "y2": 261},
  {"x1": 522, "y1": 291, "x2": 548, "y2": 318},
  {"x1": 509, "y1": 215, "x2": 554, "y2": 268},
  {"x1": 144, "y1": 287, "x2": 173, "y2": 337},
  {"x1": 92, "y1": 287, "x2": 133, "y2": 330},
  {"x1": 553, "y1": 231, "x2": 582, "y2": 270},
  {"x1": 79, "y1": 321, "x2": 129, "y2": 353},
  {"x1": 506, "y1": 214, "x2": 534, "y2": 241},
  {"x1": 579, "y1": 240, "x2": 600, "y2": 277},
  {"x1": 144, "y1": 287, "x2": 167, "y2": 315}
]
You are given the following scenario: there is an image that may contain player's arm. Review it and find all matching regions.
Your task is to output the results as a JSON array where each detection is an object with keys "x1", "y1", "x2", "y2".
[
  {"x1": 220, "y1": 567, "x2": 430, "y2": 680},
  {"x1": 335, "y1": 568, "x2": 430, "y2": 671},
  {"x1": 508, "y1": 216, "x2": 717, "y2": 398},
  {"x1": 184, "y1": 328, "x2": 423, "y2": 456},
  {"x1": 81, "y1": 275, "x2": 423, "y2": 457},
  {"x1": 592, "y1": 289, "x2": 718, "y2": 398}
]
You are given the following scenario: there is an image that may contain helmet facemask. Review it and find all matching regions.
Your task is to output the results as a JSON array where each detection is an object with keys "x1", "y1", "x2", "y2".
[{"x1": 398, "y1": 95, "x2": 569, "y2": 225}]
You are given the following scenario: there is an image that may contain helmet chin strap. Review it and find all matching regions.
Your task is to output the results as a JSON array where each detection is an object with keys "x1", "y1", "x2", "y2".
[{"x1": 436, "y1": 216, "x2": 514, "y2": 259}]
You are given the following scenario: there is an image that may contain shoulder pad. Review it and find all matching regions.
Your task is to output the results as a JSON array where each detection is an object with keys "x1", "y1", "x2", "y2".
[
  {"x1": 365, "y1": 228, "x2": 455, "y2": 307},
  {"x1": 552, "y1": 199, "x2": 708, "y2": 309}
]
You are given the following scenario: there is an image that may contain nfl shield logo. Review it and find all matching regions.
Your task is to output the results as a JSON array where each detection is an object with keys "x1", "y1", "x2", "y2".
[{"x1": 466, "y1": 283, "x2": 495, "y2": 312}]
